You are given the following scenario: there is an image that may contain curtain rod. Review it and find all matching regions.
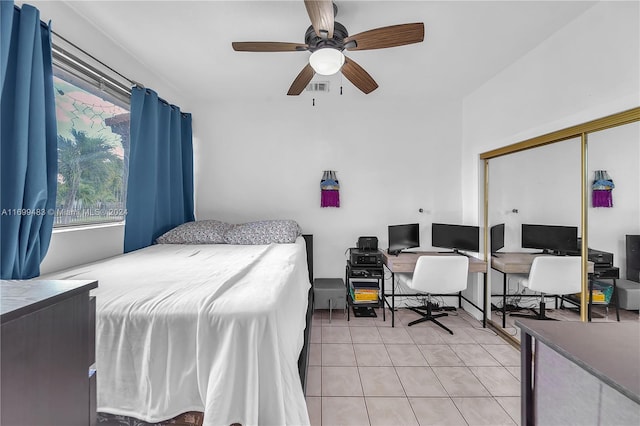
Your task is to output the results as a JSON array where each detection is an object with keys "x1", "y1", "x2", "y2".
[
  {"x1": 50, "y1": 29, "x2": 186, "y2": 111},
  {"x1": 51, "y1": 29, "x2": 143, "y2": 92}
]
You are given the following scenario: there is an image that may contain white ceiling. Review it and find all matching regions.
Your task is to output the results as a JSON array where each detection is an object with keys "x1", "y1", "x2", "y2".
[{"x1": 60, "y1": 0, "x2": 597, "y2": 102}]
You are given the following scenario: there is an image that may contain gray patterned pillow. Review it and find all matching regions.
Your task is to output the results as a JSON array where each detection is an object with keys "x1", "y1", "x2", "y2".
[
  {"x1": 223, "y1": 220, "x2": 302, "y2": 245},
  {"x1": 155, "y1": 220, "x2": 232, "y2": 244}
]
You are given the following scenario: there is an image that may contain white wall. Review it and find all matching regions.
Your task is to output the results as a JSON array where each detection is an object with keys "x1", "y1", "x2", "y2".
[
  {"x1": 193, "y1": 96, "x2": 464, "y2": 279},
  {"x1": 40, "y1": 224, "x2": 124, "y2": 274},
  {"x1": 462, "y1": 0, "x2": 640, "y2": 223}
]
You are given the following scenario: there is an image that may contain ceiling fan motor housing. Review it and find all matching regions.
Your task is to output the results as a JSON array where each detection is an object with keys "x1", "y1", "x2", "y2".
[{"x1": 304, "y1": 21, "x2": 349, "y2": 52}]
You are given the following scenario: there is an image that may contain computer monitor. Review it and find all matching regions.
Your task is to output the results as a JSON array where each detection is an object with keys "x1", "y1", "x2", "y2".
[
  {"x1": 388, "y1": 223, "x2": 420, "y2": 255},
  {"x1": 432, "y1": 223, "x2": 480, "y2": 253},
  {"x1": 491, "y1": 223, "x2": 505, "y2": 254},
  {"x1": 521, "y1": 224, "x2": 578, "y2": 255}
]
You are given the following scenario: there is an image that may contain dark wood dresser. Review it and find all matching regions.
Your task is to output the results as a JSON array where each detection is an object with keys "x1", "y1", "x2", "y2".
[
  {"x1": 517, "y1": 319, "x2": 640, "y2": 426},
  {"x1": 1, "y1": 279, "x2": 98, "y2": 426}
]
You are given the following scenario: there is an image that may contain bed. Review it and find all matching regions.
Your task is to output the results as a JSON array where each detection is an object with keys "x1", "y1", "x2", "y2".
[{"x1": 42, "y1": 220, "x2": 313, "y2": 426}]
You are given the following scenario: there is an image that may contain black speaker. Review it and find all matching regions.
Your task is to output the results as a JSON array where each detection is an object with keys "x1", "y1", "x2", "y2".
[{"x1": 627, "y1": 235, "x2": 640, "y2": 282}]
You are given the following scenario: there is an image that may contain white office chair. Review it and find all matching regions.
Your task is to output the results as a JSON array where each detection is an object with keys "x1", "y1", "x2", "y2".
[
  {"x1": 397, "y1": 255, "x2": 469, "y2": 334},
  {"x1": 511, "y1": 255, "x2": 582, "y2": 320}
]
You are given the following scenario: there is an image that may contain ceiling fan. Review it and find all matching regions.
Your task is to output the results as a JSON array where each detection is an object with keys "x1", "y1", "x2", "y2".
[{"x1": 231, "y1": 0, "x2": 424, "y2": 95}]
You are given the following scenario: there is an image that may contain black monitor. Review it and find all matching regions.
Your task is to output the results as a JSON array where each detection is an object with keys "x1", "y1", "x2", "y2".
[
  {"x1": 388, "y1": 223, "x2": 420, "y2": 255},
  {"x1": 491, "y1": 223, "x2": 505, "y2": 254},
  {"x1": 521, "y1": 224, "x2": 578, "y2": 255},
  {"x1": 432, "y1": 223, "x2": 480, "y2": 253}
]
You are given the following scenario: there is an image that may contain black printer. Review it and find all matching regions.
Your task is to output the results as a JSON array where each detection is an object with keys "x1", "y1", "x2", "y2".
[{"x1": 588, "y1": 248, "x2": 618, "y2": 279}]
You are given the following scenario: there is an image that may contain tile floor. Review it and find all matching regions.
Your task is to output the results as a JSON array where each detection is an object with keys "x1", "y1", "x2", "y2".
[
  {"x1": 305, "y1": 307, "x2": 521, "y2": 426},
  {"x1": 493, "y1": 298, "x2": 640, "y2": 342}
]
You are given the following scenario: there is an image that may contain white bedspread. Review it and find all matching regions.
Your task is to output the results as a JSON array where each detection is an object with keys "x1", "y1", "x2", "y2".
[{"x1": 43, "y1": 238, "x2": 311, "y2": 426}]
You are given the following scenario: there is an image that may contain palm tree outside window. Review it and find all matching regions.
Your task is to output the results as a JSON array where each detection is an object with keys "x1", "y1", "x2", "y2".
[{"x1": 52, "y1": 70, "x2": 129, "y2": 226}]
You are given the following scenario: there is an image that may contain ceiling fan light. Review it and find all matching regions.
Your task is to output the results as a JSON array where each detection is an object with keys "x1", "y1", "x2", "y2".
[{"x1": 309, "y1": 48, "x2": 345, "y2": 75}]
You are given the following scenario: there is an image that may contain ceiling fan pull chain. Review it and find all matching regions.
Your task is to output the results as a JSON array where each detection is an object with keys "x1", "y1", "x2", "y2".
[{"x1": 312, "y1": 98, "x2": 315, "y2": 106}]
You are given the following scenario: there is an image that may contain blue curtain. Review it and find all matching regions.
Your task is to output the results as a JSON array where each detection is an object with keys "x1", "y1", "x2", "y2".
[
  {"x1": 124, "y1": 86, "x2": 194, "y2": 253},
  {"x1": 0, "y1": 2, "x2": 57, "y2": 279}
]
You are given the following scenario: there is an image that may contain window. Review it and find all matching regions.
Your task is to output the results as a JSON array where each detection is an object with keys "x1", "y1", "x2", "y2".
[{"x1": 52, "y1": 49, "x2": 130, "y2": 227}]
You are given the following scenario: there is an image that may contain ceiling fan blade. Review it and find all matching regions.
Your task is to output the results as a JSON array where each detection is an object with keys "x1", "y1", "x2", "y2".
[
  {"x1": 344, "y1": 23, "x2": 424, "y2": 51},
  {"x1": 304, "y1": 0, "x2": 334, "y2": 39},
  {"x1": 341, "y1": 57, "x2": 378, "y2": 94},
  {"x1": 232, "y1": 42, "x2": 308, "y2": 52},
  {"x1": 287, "y1": 64, "x2": 316, "y2": 96}
]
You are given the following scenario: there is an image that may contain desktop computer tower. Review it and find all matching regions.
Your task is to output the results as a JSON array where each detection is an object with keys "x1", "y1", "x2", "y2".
[{"x1": 627, "y1": 235, "x2": 640, "y2": 282}]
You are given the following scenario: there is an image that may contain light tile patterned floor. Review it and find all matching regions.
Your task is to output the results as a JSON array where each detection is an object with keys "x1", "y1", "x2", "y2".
[
  {"x1": 306, "y1": 308, "x2": 521, "y2": 426},
  {"x1": 494, "y1": 300, "x2": 640, "y2": 343}
]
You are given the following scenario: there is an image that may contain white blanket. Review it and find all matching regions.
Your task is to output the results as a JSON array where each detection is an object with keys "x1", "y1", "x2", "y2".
[{"x1": 44, "y1": 238, "x2": 311, "y2": 426}]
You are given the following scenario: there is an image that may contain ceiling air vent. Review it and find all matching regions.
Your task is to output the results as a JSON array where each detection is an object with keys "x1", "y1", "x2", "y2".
[{"x1": 306, "y1": 81, "x2": 330, "y2": 93}]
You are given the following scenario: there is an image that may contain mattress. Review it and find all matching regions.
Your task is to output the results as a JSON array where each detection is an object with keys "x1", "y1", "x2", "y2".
[{"x1": 42, "y1": 238, "x2": 311, "y2": 426}]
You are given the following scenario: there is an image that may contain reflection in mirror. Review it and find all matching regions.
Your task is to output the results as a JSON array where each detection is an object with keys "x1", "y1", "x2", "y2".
[
  {"x1": 587, "y1": 122, "x2": 640, "y2": 282},
  {"x1": 488, "y1": 138, "x2": 582, "y2": 335},
  {"x1": 586, "y1": 122, "x2": 640, "y2": 324},
  {"x1": 489, "y1": 138, "x2": 581, "y2": 251}
]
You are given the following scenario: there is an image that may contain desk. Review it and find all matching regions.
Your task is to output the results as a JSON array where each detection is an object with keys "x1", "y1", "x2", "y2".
[
  {"x1": 382, "y1": 251, "x2": 488, "y2": 327},
  {"x1": 491, "y1": 253, "x2": 594, "y2": 327}
]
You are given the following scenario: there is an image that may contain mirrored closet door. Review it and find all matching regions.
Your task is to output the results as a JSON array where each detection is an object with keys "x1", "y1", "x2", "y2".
[
  {"x1": 481, "y1": 107, "x2": 640, "y2": 337},
  {"x1": 585, "y1": 122, "x2": 640, "y2": 322},
  {"x1": 487, "y1": 139, "x2": 581, "y2": 336}
]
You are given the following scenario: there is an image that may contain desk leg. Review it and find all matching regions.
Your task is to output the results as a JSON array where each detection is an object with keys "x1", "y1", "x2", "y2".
[
  {"x1": 613, "y1": 279, "x2": 620, "y2": 322},
  {"x1": 392, "y1": 272, "x2": 396, "y2": 327},
  {"x1": 587, "y1": 279, "x2": 593, "y2": 322},
  {"x1": 521, "y1": 331, "x2": 534, "y2": 426},
  {"x1": 382, "y1": 274, "x2": 386, "y2": 322},
  {"x1": 483, "y1": 272, "x2": 487, "y2": 328},
  {"x1": 503, "y1": 272, "x2": 507, "y2": 328},
  {"x1": 346, "y1": 265, "x2": 351, "y2": 322}
]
